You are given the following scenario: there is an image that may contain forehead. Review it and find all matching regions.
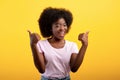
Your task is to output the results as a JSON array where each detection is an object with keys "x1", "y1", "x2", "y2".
[{"x1": 54, "y1": 18, "x2": 66, "y2": 24}]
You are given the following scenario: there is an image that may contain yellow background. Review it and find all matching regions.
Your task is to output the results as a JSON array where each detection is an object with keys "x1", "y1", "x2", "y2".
[{"x1": 0, "y1": 0, "x2": 120, "y2": 80}]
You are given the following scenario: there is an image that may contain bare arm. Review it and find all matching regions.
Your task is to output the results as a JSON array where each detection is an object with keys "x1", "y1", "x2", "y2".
[
  {"x1": 70, "y1": 31, "x2": 89, "y2": 72},
  {"x1": 28, "y1": 31, "x2": 45, "y2": 73}
]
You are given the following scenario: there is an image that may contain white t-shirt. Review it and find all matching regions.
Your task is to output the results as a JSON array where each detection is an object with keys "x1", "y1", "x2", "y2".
[{"x1": 36, "y1": 39, "x2": 78, "y2": 79}]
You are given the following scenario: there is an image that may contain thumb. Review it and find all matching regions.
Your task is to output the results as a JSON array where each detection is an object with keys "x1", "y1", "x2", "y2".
[
  {"x1": 85, "y1": 31, "x2": 90, "y2": 35},
  {"x1": 27, "y1": 30, "x2": 32, "y2": 36}
]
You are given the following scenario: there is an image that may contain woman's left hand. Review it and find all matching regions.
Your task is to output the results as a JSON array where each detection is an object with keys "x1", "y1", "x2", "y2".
[{"x1": 78, "y1": 31, "x2": 89, "y2": 45}]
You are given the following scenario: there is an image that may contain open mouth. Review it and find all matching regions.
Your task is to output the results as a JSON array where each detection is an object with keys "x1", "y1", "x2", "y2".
[{"x1": 59, "y1": 31, "x2": 65, "y2": 37}]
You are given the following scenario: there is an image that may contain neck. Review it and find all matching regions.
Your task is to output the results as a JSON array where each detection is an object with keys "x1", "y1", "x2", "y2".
[{"x1": 48, "y1": 36, "x2": 65, "y2": 43}]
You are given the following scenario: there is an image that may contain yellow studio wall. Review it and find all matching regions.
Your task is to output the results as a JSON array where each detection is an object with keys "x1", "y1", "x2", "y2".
[{"x1": 0, "y1": 0, "x2": 120, "y2": 80}]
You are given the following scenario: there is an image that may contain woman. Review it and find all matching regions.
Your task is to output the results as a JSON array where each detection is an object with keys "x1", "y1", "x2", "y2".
[{"x1": 28, "y1": 7, "x2": 89, "y2": 80}]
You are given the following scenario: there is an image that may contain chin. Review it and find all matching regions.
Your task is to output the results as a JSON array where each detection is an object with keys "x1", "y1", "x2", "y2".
[{"x1": 58, "y1": 36, "x2": 65, "y2": 40}]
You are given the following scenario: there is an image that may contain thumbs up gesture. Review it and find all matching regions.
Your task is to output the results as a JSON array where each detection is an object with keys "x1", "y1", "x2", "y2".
[
  {"x1": 28, "y1": 30, "x2": 41, "y2": 45},
  {"x1": 78, "y1": 31, "x2": 89, "y2": 45}
]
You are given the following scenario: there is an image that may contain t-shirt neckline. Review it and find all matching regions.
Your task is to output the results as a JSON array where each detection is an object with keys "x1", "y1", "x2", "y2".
[{"x1": 46, "y1": 39, "x2": 67, "y2": 50}]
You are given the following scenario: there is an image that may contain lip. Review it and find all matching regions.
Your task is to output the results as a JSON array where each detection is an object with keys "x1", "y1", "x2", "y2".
[{"x1": 58, "y1": 31, "x2": 65, "y2": 36}]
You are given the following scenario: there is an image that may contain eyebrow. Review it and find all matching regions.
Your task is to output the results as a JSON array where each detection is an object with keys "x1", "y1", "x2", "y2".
[{"x1": 54, "y1": 22, "x2": 66, "y2": 25}]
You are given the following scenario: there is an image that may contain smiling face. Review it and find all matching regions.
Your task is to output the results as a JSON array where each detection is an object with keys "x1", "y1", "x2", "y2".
[{"x1": 51, "y1": 18, "x2": 68, "y2": 40}]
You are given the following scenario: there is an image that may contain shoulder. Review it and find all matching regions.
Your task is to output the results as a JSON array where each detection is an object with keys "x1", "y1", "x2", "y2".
[
  {"x1": 65, "y1": 40, "x2": 78, "y2": 49},
  {"x1": 66, "y1": 40, "x2": 77, "y2": 46},
  {"x1": 65, "y1": 40, "x2": 79, "y2": 53},
  {"x1": 37, "y1": 39, "x2": 47, "y2": 44},
  {"x1": 37, "y1": 39, "x2": 48, "y2": 47}
]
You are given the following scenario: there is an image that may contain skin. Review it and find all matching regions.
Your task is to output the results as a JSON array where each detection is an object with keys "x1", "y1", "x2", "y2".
[
  {"x1": 48, "y1": 18, "x2": 68, "y2": 48},
  {"x1": 28, "y1": 31, "x2": 45, "y2": 73},
  {"x1": 70, "y1": 31, "x2": 89, "y2": 72},
  {"x1": 28, "y1": 18, "x2": 89, "y2": 73}
]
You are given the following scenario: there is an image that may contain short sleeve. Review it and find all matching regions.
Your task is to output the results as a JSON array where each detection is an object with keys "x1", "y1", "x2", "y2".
[
  {"x1": 36, "y1": 41, "x2": 43, "y2": 53},
  {"x1": 72, "y1": 42, "x2": 79, "y2": 54}
]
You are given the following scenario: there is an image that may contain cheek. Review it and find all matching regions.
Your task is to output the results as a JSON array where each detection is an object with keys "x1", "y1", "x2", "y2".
[
  {"x1": 65, "y1": 27, "x2": 68, "y2": 33},
  {"x1": 52, "y1": 28, "x2": 57, "y2": 35}
]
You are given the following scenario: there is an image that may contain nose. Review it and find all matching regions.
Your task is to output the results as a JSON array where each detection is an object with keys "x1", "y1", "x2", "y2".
[
  {"x1": 60, "y1": 25, "x2": 64, "y2": 30},
  {"x1": 59, "y1": 24, "x2": 66, "y2": 31}
]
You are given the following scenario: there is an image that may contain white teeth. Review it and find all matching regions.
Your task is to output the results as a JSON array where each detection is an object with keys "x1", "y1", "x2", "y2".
[
  {"x1": 61, "y1": 32, "x2": 64, "y2": 34},
  {"x1": 59, "y1": 32, "x2": 64, "y2": 36}
]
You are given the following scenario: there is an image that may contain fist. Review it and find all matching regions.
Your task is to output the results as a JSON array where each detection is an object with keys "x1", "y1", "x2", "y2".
[
  {"x1": 78, "y1": 31, "x2": 89, "y2": 45},
  {"x1": 28, "y1": 30, "x2": 41, "y2": 44}
]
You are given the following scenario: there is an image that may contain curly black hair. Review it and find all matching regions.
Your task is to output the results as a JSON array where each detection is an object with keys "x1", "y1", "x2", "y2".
[{"x1": 38, "y1": 7, "x2": 73, "y2": 38}]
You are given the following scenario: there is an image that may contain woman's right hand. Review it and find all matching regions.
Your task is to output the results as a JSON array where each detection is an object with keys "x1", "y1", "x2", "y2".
[
  {"x1": 28, "y1": 30, "x2": 45, "y2": 73},
  {"x1": 28, "y1": 30, "x2": 41, "y2": 45}
]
